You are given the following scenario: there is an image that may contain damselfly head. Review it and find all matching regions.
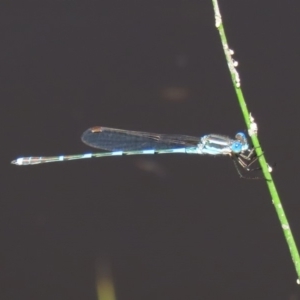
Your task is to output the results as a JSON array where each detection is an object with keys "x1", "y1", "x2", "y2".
[{"x1": 235, "y1": 132, "x2": 249, "y2": 151}]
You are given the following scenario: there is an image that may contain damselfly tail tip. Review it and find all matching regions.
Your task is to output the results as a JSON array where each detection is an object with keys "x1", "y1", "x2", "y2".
[{"x1": 11, "y1": 158, "x2": 22, "y2": 165}]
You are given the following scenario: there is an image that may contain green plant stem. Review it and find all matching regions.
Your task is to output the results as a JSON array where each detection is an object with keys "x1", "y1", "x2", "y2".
[{"x1": 211, "y1": 0, "x2": 300, "y2": 283}]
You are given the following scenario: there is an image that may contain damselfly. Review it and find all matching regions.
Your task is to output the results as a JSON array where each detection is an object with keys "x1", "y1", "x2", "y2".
[{"x1": 11, "y1": 126, "x2": 258, "y2": 176}]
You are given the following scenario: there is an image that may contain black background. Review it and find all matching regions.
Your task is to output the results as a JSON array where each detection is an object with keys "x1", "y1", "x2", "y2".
[{"x1": 2, "y1": 0, "x2": 300, "y2": 299}]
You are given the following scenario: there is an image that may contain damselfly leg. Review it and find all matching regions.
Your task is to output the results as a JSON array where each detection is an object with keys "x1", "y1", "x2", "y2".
[{"x1": 232, "y1": 148, "x2": 263, "y2": 179}]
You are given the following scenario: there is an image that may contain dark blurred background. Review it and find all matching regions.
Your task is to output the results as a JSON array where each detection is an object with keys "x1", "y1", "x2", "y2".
[{"x1": 1, "y1": 0, "x2": 300, "y2": 299}]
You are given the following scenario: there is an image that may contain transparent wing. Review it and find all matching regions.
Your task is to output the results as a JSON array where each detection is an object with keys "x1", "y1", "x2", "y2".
[{"x1": 81, "y1": 127, "x2": 200, "y2": 151}]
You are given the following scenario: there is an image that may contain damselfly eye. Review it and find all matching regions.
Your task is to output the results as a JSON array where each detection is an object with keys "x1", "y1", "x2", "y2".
[
  {"x1": 235, "y1": 132, "x2": 246, "y2": 142},
  {"x1": 231, "y1": 142, "x2": 242, "y2": 153}
]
